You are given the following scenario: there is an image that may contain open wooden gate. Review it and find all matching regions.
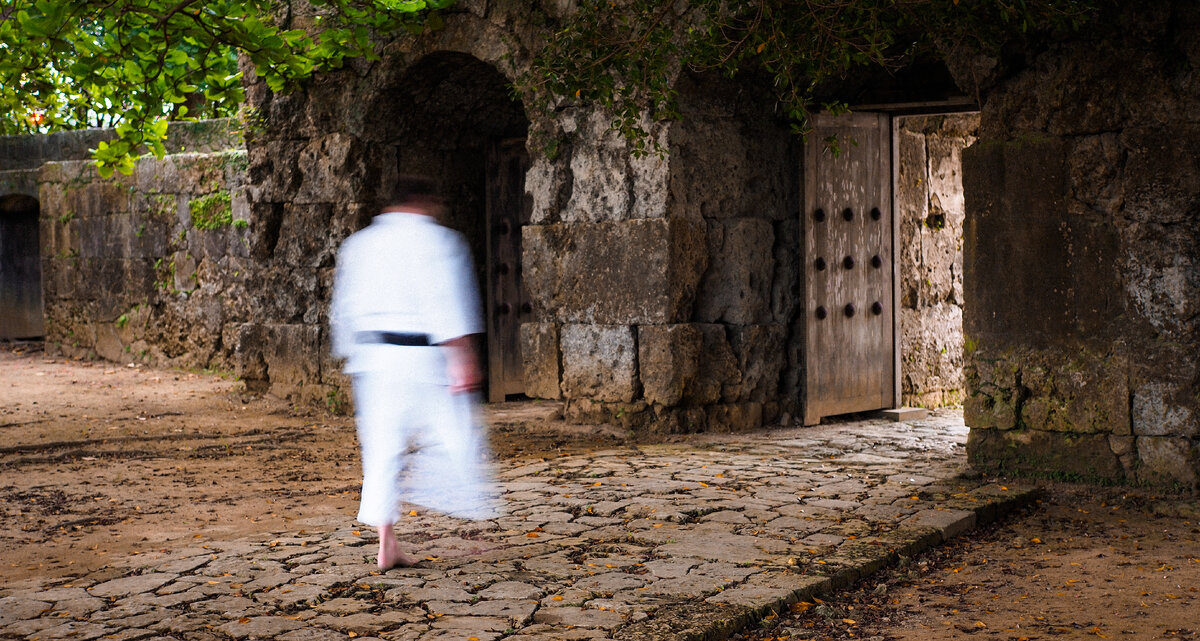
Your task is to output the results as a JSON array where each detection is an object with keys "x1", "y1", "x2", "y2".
[
  {"x1": 802, "y1": 113, "x2": 897, "y2": 425},
  {"x1": 484, "y1": 138, "x2": 531, "y2": 402}
]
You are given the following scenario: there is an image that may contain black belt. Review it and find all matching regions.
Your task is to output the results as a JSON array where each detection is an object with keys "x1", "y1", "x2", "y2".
[{"x1": 356, "y1": 331, "x2": 431, "y2": 346}]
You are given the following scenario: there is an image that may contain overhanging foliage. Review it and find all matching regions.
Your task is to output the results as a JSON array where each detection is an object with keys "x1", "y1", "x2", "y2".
[{"x1": 0, "y1": 0, "x2": 450, "y2": 176}]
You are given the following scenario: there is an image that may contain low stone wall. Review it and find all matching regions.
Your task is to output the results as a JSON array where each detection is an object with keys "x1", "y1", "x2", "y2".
[
  {"x1": 39, "y1": 150, "x2": 253, "y2": 376},
  {"x1": 896, "y1": 114, "x2": 977, "y2": 408}
]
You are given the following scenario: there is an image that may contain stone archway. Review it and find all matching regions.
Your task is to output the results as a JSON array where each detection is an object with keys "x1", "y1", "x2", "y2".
[
  {"x1": 368, "y1": 51, "x2": 531, "y2": 401},
  {"x1": 0, "y1": 194, "x2": 44, "y2": 339}
]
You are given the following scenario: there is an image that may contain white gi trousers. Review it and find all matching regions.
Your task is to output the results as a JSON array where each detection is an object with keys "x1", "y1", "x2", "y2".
[
  {"x1": 352, "y1": 357, "x2": 497, "y2": 525},
  {"x1": 331, "y1": 212, "x2": 496, "y2": 525}
]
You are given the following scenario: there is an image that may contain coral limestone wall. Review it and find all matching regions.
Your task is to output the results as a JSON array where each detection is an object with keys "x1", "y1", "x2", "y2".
[{"x1": 960, "y1": 1, "x2": 1200, "y2": 488}]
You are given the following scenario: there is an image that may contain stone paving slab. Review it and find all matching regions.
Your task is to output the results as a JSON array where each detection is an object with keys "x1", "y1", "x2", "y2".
[{"x1": 0, "y1": 410, "x2": 1038, "y2": 641}]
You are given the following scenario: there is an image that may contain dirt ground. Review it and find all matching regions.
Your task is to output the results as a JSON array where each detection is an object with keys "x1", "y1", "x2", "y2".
[
  {"x1": 0, "y1": 341, "x2": 620, "y2": 585},
  {"x1": 3, "y1": 342, "x2": 1199, "y2": 640},
  {"x1": 730, "y1": 483, "x2": 1200, "y2": 640}
]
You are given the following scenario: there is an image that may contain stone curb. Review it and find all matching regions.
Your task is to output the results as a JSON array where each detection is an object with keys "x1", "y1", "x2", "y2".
[{"x1": 614, "y1": 481, "x2": 1041, "y2": 641}]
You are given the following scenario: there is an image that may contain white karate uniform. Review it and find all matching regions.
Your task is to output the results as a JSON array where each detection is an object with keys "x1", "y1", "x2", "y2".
[{"x1": 330, "y1": 212, "x2": 498, "y2": 524}]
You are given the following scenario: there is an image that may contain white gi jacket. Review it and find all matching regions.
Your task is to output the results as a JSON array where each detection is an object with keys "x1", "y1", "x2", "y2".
[
  {"x1": 330, "y1": 212, "x2": 483, "y2": 376},
  {"x1": 330, "y1": 211, "x2": 496, "y2": 524}
]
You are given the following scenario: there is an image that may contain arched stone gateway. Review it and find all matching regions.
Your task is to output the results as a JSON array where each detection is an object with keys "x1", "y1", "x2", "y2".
[
  {"x1": 6, "y1": 1, "x2": 1195, "y2": 488},
  {"x1": 366, "y1": 51, "x2": 532, "y2": 402},
  {"x1": 0, "y1": 194, "x2": 43, "y2": 339}
]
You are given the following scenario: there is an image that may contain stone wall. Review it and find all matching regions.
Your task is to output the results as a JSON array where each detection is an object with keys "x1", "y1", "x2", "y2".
[
  {"x1": 523, "y1": 71, "x2": 799, "y2": 434},
  {"x1": 959, "y1": 1, "x2": 1200, "y2": 488},
  {"x1": 0, "y1": 121, "x2": 260, "y2": 380},
  {"x1": 36, "y1": 147, "x2": 254, "y2": 376},
  {"x1": 895, "y1": 114, "x2": 977, "y2": 408},
  {"x1": 238, "y1": 3, "x2": 803, "y2": 430}
]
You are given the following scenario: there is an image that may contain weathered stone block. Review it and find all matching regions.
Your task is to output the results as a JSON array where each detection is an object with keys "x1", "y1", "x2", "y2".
[
  {"x1": 900, "y1": 305, "x2": 963, "y2": 406},
  {"x1": 234, "y1": 322, "x2": 321, "y2": 392},
  {"x1": 963, "y1": 137, "x2": 1069, "y2": 345},
  {"x1": 167, "y1": 153, "x2": 227, "y2": 197},
  {"x1": 705, "y1": 402, "x2": 764, "y2": 432},
  {"x1": 1132, "y1": 381, "x2": 1198, "y2": 438},
  {"x1": 897, "y1": 129, "x2": 928, "y2": 310},
  {"x1": 693, "y1": 218, "x2": 774, "y2": 325},
  {"x1": 667, "y1": 72, "x2": 796, "y2": 222},
  {"x1": 525, "y1": 153, "x2": 571, "y2": 225},
  {"x1": 245, "y1": 140, "x2": 303, "y2": 204},
  {"x1": 563, "y1": 398, "x2": 651, "y2": 431},
  {"x1": 0, "y1": 169, "x2": 39, "y2": 199},
  {"x1": 560, "y1": 112, "x2": 668, "y2": 223},
  {"x1": 1021, "y1": 351, "x2": 1131, "y2": 435},
  {"x1": 520, "y1": 322, "x2": 562, "y2": 400},
  {"x1": 963, "y1": 354, "x2": 1020, "y2": 430},
  {"x1": 638, "y1": 324, "x2": 701, "y2": 406},
  {"x1": 684, "y1": 324, "x2": 740, "y2": 406},
  {"x1": 1067, "y1": 134, "x2": 1124, "y2": 214},
  {"x1": 523, "y1": 218, "x2": 705, "y2": 325},
  {"x1": 172, "y1": 251, "x2": 198, "y2": 292},
  {"x1": 294, "y1": 133, "x2": 374, "y2": 205},
  {"x1": 560, "y1": 324, "x2": 638, "y2": 403},
  {"x1": 1120, "y1": 220, "x2": 1199, "y2": 342},
  {"x1": 967, "y1": 427, "x2": 1126, "y2": 483},
  {"x1": 1135, "y1": 436, "x2": 1199, "y2": 489},
  {"x1": 726, "y1": 324, "x2": 785, "y2": 403},
  {"x1": 274, "y1": 203, "x2": 337, "y2": 268},
  {"x1": 1121, "y1": 126, "x2": 1200, "y2": 225}
]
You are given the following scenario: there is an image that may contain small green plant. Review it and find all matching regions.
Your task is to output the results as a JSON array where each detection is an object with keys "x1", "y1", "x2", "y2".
[
  {"x1": 57, "y1": 211, "x2": 75, "y2": 224},
  {"x1": 189, "y1": 191, "x2": 233, "y2": 230},
  {"x1": 115, "y1": 313, "x2": 129, "y2": 328},
  {"x1": 325, "y1": 388, "x2": 349, "y2": 415}
]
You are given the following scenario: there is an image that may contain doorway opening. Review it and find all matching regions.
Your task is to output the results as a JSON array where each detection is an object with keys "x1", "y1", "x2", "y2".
[
  {"x1": 372, "y1": 52, "x2": 531, "y2": 402},
  {"x1": 0, "y1": 194, "x2": 44, "y2": 340},
  {"x1": 894, "y1": 114, "x2": 978, "y2": 410},
  {"x1": 799, "y1": 111, "x2": 976, "y2": 424}
]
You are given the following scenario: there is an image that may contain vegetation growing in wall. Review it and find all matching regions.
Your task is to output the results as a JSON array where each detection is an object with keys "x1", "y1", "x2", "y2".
[
  {"x1": 519, "y1": 0, "x2": 1101, "y2": 152},
  {"x1": 189, "y1": 192, "x2": 233, "y2": 230}
]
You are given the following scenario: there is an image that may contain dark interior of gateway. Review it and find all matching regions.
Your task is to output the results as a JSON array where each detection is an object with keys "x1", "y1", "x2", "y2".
[{"x1": 0, "y1": 194, "x2": 43, "y2": 340}]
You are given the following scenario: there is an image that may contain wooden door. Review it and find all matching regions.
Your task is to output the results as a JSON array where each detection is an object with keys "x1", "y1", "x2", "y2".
[
  {"x1": 802, "y1": 112, "x2": 896, "y2": 425},
  {"x1": 0, "y1": 199, "x2": 44, "y2": 340},
  {"x1": 484, "y1": 138, "x2": 531, "y2": 402}
]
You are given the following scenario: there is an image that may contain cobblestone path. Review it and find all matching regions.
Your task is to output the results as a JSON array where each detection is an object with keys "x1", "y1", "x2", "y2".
[{"x1": 0, "y1": 411, "x2": 1035, "y2": 641}]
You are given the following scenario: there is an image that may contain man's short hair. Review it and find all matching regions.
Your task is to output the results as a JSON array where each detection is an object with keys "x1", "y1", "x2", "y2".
[{"x1": 389, "y1": 175, "x2": 440, "y2": 208}]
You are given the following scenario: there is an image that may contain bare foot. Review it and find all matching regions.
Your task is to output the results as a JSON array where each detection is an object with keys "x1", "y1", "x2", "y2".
[{"x1": 376, "y1": 525, "x2": 418, "y2": 570}]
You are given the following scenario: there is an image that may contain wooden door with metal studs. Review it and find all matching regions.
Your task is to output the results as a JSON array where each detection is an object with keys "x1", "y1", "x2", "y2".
[
  {"x1": 484, "y1": 138, "x2": 532, "y2": 402},
  {"x1": 802, "y1": 112, "x2": 897, "y2": 425}
]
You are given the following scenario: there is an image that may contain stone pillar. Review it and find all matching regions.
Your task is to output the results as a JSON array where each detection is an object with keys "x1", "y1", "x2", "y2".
[{"x1": 960, "y1": 1, "x2": 1200, "y2": 488}]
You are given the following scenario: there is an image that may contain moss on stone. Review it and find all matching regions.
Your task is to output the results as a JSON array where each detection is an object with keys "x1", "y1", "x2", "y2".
[{"x1": 189, "y1": 191, "x2": 233, "y2": 230}]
